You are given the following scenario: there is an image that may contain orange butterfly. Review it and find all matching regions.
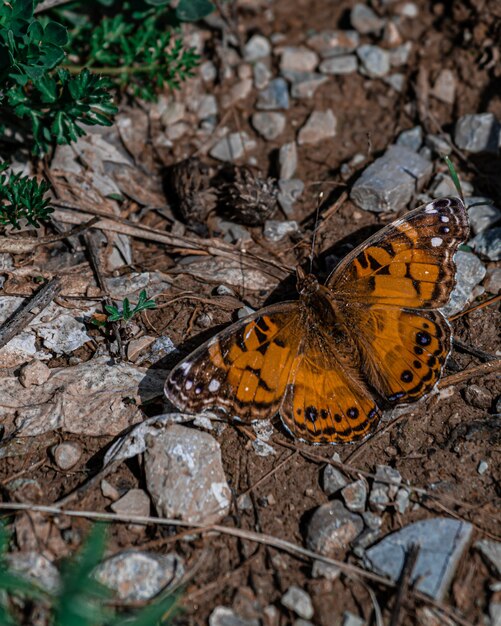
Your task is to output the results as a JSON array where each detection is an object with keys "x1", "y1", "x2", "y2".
[{"x1": 165, "y1": 197, "x2": 469, "y2": 444}]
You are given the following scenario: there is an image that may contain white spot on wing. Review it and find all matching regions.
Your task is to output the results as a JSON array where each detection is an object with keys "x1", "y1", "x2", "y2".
[
  {"x1": 180, "y1": 362, "x2": 191, "y2": 374},
  {"x1": 431, "y1": 237, "x2": 443, "y2": 247},
  {"x1": 440, "y1": 215, "x2": 450, "y2": 222},
  {"x1": 425, "y1": 204, "x2": 438, "y2": 214},
  {"x1": 185, "y1": 380, "x2": 193, "y2": 390},
  {"x1": 208, "y1": 379, "x2": 220, "y2": 392}
]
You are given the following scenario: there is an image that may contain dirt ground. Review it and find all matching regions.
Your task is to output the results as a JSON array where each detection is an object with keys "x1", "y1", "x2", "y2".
[{"x1": 1, "y1": 0, "x2": 500, "y2": 625}]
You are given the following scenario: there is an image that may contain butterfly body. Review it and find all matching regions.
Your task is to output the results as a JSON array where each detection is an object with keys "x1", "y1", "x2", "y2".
[{"x1": 165, "y1": 197, "x2": 469, "y2": 445}]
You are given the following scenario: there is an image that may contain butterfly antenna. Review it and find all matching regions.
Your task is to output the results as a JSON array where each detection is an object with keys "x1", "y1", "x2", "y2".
[
  {"x1": 444, "y1": 156, "x2": 465, "y2": 205},
  {"x1": 309, "y1": 191, "x2": 324, "y2": 273}
]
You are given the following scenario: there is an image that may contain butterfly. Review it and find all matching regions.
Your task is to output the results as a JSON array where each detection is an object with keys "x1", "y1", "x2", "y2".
[{"x1": 165, "y1": 197, "x2": 469, "y2": 445}]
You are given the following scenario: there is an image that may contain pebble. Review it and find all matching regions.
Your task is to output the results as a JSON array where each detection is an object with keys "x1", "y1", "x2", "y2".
[
  {"x1": 264, "y1": 219, "x2": 299, "y2": 242},
  {"x1": 357, "y1": 45, "x2": 391, "y2": 78},
  {"x1": 280, "y1": 46, "x2": 319, "y2": 73},
  {"x1": 389, "y1": 42, "x2": 412, "y2": 66},
  {"x1": 160, "y1": 101, "x2": 186, "y2": 127},
  {"x1": 351, "y1": 145, "x2": 432, "y2": 212},
  {"x1": 127, "y1": 336, "x2": 156, "y2": 362},
  {"x1": 251, "y1": 112, "x2": 286, "y2": 140},
  {"x1": 144, "y1": 424, "x2": 231, "y2": 524},
  {"x1": 110, "y1": 488, "x2": 151, "y2": 518},
  {"x1": 298, "y1": 109, "x2": 337, "y2": 145},
  {"x1": 221, "y1": 79, "x2": 253, "y2": 108},
  {"x1": 341, "y1": 479, "x2": 367, "y2": 512},
  {"x1": 216, "y1": 219, "x2": 252, "y2": 244},
  {"x1": 19, "y1": 359, "x2": 50, "y2": 387},
  {"x1": 395, "y1": 486, "x2": 411, "y2": 514},
  {"x1": 306, "y1": 500, "x2": 364, "y2": 554},
  {"x1": 253, "y1": 61, "x2": 272, "y2": 89},
  {"x1": 364, "y1": 518, "x2": 472, "y2": 600},
  {"x1": 463, "y1": 384, "x2": 492, "y2": 410},
  {"x1": 396, "y1": 126, "x2": 423, "y2": 152},
  {"x1": 278, "y1": 142, "x2": 298, "y2": 180},
  {"x1": 454, "y1": 112, "x2": 501, "y2": 154},
  {"x1": 196, "y1": 94, "x2": 218, "y2": 119},
  {"x1": 209, "y1": 607, "x2": 260, "y2": 626},
  {"x1": 256, "y1": 78, "x2": 290, "y2": 110},
  {"x1": 484, "y1": 268, "x2": 501, "y2": 294},
  {"x1": 425, "y1": 133, "x2": 452, "y2": 156},
  {"x1": 477, "y1": 460, "x2": 489, "y2": 475},
  {"x1": 351, "y1": 3, "x2": 385, "y2": 34},
  {"x1": 470, "y1": 227, "x2": 501, "y2": 261},
  {"x1": 369, "y1": 465, "x2": 402, "y2": 512},
  {"x1": 431, "y1": 68, "x2": 456, "y2": 104},
  {"x1": 319, "y1": 55, "x2": 358, "y2": 75},
  {"x1": 95, "y1": 551, "x2": 184, "y2": 602},
  {"x1": 243, "y1": 34, "x2": 271, "y2": 62},
  {"x1": 306, "y1": 30, "x2": 360, "y2": 58},
  {"x1": 475, "y1": 539, "x2": 501, "y2": 576},
  {"x1": 52, "y1": 442, "x2": 82, "y2": 470},
  {"x1": 383, "y1": 21, "x2": 403, "y2": 46},
  {"x1": 399, "y1": 2, "x2": 419, "y2": 17},
  {"x1": 442, "y1": 251, "x2": 486, "y2": 317},
  {"x1": 312, "y1": 559, "x2": 341, "y2": 581},
  {"x1": 209, "y1": 132, "x2": 257, "y2": 162},
  {"x1": 101, "y1": 479, "x2": 120, "y2": 501},
  {"x1": 5, "y1": 552, "x2": 60, "y2": 594},
  {"x1": 362, "y1": 511, "x2": 383, "y2": 530},
  {"x1": 342, "y1": 612, "x2": 365, "y2": 626},
  {"x1": 199, "y1": 60, "x2": 217, "y2": 83},
  {"x1": 281, "y1": 586, "x2": 314, "y2": 620},
  {"x1": 277, "y1": 178, "x2": 304, "y2": 216},
  {"x1": 288, "y1": 72, "x2": 329, "y2": 99},
  {"x1": 322, "y1": 454, "x2": 348, "y2": 495},
  {"x1": 466, "y1": 198, "x2": 501, "y2": 235},
  {"x1": 383, "y1": 73, "x2": 405, "y2": 92}
]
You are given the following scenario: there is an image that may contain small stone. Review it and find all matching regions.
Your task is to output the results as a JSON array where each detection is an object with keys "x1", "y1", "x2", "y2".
[
  {"x1": 253, "y1": 61, "x2": 271, "y2": 89},
  {"x1": 244, "y1": 34, "x2": 271, "y2": 62},
  {"x1": 307, "y1": 30, "x2": 360, "y2": 58},
  {"x1": 264, "y1": 220, "x2": 299, "y2": 242},
  {"x1": 389, "y1": 42, "x2": 412, "y2": 67},
  {"x1": 256, "y1": 78, "x2": 290, "y2": 110},
  {"x1": 298, "y1": 109, "x2": 337, "y2": 145},
  {"x1": 442, "y1": 251, "x2": 486, "y2": 317},
  {"x1": 399, "y1": 2, "x2": 419, "y2": 17},
  {"x1": 19, "y1": 359, "x2": 50, "y2": 387},
  {"x1": 431, "y1": 69, "x2": 456, "y2": 104},
  {"x1": 369, "y1": 465, "x2": 402, "y2": 512},
  {"x1": 110, "y1": 489, "x2": 150, "y2": 518},
  {"x1": 278, "y1": 142, "x2": 298, "y2": 180},
  {"x1": 341, "y1": 479, "x2": 367, "y2": 512},
  {"x1": 160, "y1": 101, "x2": 186, "y2": 127},
  {"x1": 280, "y1": 46, "x2": 319, "y2": 73},
  {"x1": 477, "y1": 460, "x2": 488, "y2": 475},
  {"x1": 293, "y1": 620, "x2": 314, "y2": 626},
  {"x1": 395, "y1": 487, "x2": 411, "y2": 514},
  {"x1": 351, "y1": 3, "x2": 385, "y2": 34},
  {"x1": 209, "y1": 607, "x2": 260, "y2": 626},
  {"x1": 322, "y1": 458, "x2": 348, "y2": 495},
  {"x1": 306, "y1": 500, "x2": 364, "y2": 555},
  {"x1": 237, "y1": 305, "x2": 256, "y2": 320},
  {"x1": 463, "y1": 384, "x2": 491, "y2": 410},
  {"x1": 311, "y1": 560, "x2": 341, "y2": 581},
  {"x1": 127, "y1": 336, "x2": 156, "y2": 362},
  {"x1": 362, "y1": 511, "x2": 383, "y2": 530},
  {"x1": 215, "y1": 219, "x2": 252, "y2": 244},
  {"x1": 475, "y1": 539, "x2": 501, "y2": 576},
  {"x1": 252, "y1": 112, "x2": 286, "y2": 140},
  {"x1": 101, "y1": 479, "x2": 120, "y2": 501},
  {"x1": 221, "y1": 79, "x2": 253, "y2": 109},
  {"x1": 319, "y1": 55, "x2": 358, "y2": 75},
  {"x1": 200, "y1": 60, "x2": 217, "y2": 83},
  {"x1": 351, "y1": 145, "x2": 432, "y2": 212},
  {"x1": 196, "y1": 94, "x2": 218, "y2": 119},
  {"x1": 281, "y1": 585, "x2": 314, "y2": 620},
  {"x1": 383, "y1": 73, "x2": 405, "y2": 92},
  {"x1": 383, "y1": 21, "x2": 403, "y2": 46},
  {"x1": 365, "y1": 518, "x2": 472, "y2": 600},
  {"x1": 277, "y1": 178, "x2": 304, "y2": 216},
  {"x1": 342, "y1": 612, "x2": 365, "y2": 626},
  {"x1": 396, "y1": 126, "x2": 423, "y2": 152},
  {"x1": 454, "y1": 113, "x2": 501, "y2": 154},
  {"x1": 357, "y1": 45, "x2": 391, "y2": 78},
  {"x1": 215, "y1": 284, "x2": 236, "y2": 297},
  {"x1": 470, "y1": 228, "x2": 501, "y2": 261},
  {"x1": 484, "y1": 268, "x2": 501, "y2": 294},
  {"x1": 210, "y1": 132, "x2": 257, "y2": 162},
  {"x1": 5, "y1": 552, "x2": 60, "y2": 594},
  {"x1": 425, "y1": 133, "x2": 452, "y2": 156},
  {"x1": 286, "y1": 72, "x2": 328, "y2": 99},
  {"x1": 466, "y1": 198, "x2": 501, "y2": 235},
  {"x1": 166, "y1": 121, "x2": 189, "y2": 141},
  {"x1": 52, "y1": 442, "x2": 82, "y2": 470}
]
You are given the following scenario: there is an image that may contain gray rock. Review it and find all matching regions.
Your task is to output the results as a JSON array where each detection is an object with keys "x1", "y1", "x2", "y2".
[
  {"x1": 362, "y1": 511, "x2": 383, "y2": 530},
  {"x1": 476, "y1": 540, "x2": 501, "y2": 576},
  {"x1": 470, "y1": 227, "x2": 501, "y2": 261},
  {"x1": 463, "y1": 384, "x2": 492, "y2": 410},
  {"x1": 351, "y1": 145, "x2": 433, "y2": 212},
  {"x1": 395, "y1": 486, "x2": 411, "y2": 514},
  {"x1": 454, "y1": 113, "x2": 500, "y2": 154},
  {"x1": 256, "y1": 78, "x2": 290, "y2": 110},
  {"x1": 396, "y1": 126, "x2": 423, "y2": 152},
  {"x1": 5, "y1": 552, "x2": 60, "y2": 594},
  {"x1": 364, "y1": 518, "x2": 473, "y2": 600},
  {"x1": 477, "y1": 460, "x2": 489, "y2": 475},
  {"x1": 425, "y1": 134, "x2": 452, "y2": 156},
  {"x1": 244, "y1": 34, "x2": 271, "y2": 62},
  {"x1": 400, "y1": 2, "x2": 419, "y2": 17},
  {"x1": 466, "y1": 198, "x2": 501, "y2": 235},
  {"x1": 351, "y1": 3, "x2": 384, "y2": 34},
  {"x1": 200, "y1": 60, "x2": 217, "y2": 83},
  {"x1": 52, "y1": 441, "x2": 82, "y2": 470},
  {"x1": 418, "y1": 145, "x2": 433, "y2": 161},
  {"x1": 322, "y1": 454, "x2": 348, "y2": 495},
  {"x1": 252, "y1": 112, "x2": 286, "y2": 140},
  {"x1": 280, "y1": 46, "x2": 319, "y2": 73},
  {"x1": 110, "y1": 488, "x2": 151, "y2": 518},
  {"x1": 196, "y1": 94, "x2": 218, "y2": 119},
  {"x1": 484, "y1": 268, "x2": 501, "y2": 294},
  {"x1": 264, "y1": 219, "x2": 299, "y2": 242},
  {"x1": 19, "y1": 359, "x2": 50, "y2": 387},
  {"x1": 383, "y1": 73, "x2": 405, "y2": 92},
  {"x1": 311, "y1": 559, "x2": 341, "y2": 580},
  {"x1": 357, "y1": 45, "x2": 391, "y2": 78},
  {"x1": 278, "y1": 178, "x2": 304, "y2": 216},
  {"x1": 278, "y1": 143, "x2": 298, "y2": 180},
  {"x1": 306, "y1": 500, "x2": 364, "y2": 554},
  {"x1": 209, "y1": 607, "x2": 260, "y2": 626},
  {"x1": 221, "y1": 79, "x2": 253, "y2": 109},
  {"x1": 341, "y1": 479, "x2": 367, "y2": 512},
  {"x1": 210, "y1": 132, "x2": 257, "y2": 162},
  {"x1": 369, "y1": 465, "x2": 401, "y2": 512},
  {"x1": 429, "y1": 173, "x2": 473, "y2": 198},
  {"x1": 286, "y1": 72, "x2": 328, "y2": 99},
  {"x1": 144, "y1": 424, "x2": 231, "y2": 524},
  {"x1": 389, "y1": 42, "x2": 412, "y2": 67},
  {"x1": 342, "y1": 612, "x2": 365, "y2": 626},
  {"x1": 281, "y1": 585, "x2": 314, "y2": 620},
  {"x1": 441, "y1": 251, "x2": 486, "y2": 317},
  {"x1": 307, "y1": 30, "x2": 360, "y2": 58},
  {"x1": 298, "y1": 109, "x2": 337, "y2": 145},
  {"x1": 431, "y1": 68, "x2": 456, "y2": 104},
  {"x1": 95, "y1": 551, "x2": 184, "y2": 602},
  {"x1": 253, "y1": 61, "x2": 271, "y2": 89},
  {"x1": 319, "y1": 55, "x2": 358, "y2": 75}
]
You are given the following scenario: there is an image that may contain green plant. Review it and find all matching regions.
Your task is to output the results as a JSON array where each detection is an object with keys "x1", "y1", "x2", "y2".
[
  {"x1": 0, "y1": 521, "x2": 178, "y2": 625},
  {"x1": 105, "y1": 289, "x2": 157, "y2": 323},
  {"x1": 0, "y1": 163, "x2": 54, "y2": 229}
]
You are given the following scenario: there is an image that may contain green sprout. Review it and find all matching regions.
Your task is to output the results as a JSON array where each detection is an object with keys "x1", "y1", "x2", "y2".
[
  {"x1": 0, "y1": 164, "x2": 54, "y2": 229},
  {"x1": 105, "y1": 289, "x2": 157, "y2": 323}
]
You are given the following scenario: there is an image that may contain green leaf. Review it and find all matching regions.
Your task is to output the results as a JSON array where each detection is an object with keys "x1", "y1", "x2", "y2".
[
  {"x1": 44, "y1": 21, "x2": 68, "y2": 47},
  {"x1": 175, "y1": 0, "x2": 214, "y2": 21}
]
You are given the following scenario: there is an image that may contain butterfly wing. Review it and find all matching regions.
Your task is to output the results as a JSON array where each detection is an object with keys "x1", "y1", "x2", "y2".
[
  {"x1": 165, "y1": 303, "x2": 301, "y2": 421},
  {"x1": 327, "y1": 197, "x2": 469, "y2": 308}
]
